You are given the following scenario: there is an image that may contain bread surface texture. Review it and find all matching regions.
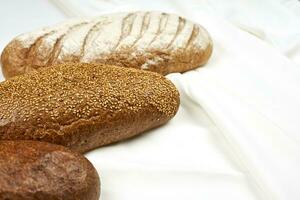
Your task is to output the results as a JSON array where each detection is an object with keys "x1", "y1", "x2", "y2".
[
  {"x1": 0, "y1": 63, "x2": 179, "y2": 153},
  {"x1": 0, "y1": 140, "x2": 100, "y2": 200},
  {"x1": 1, "y1": 11, "x2": 212, "y2": 78}
]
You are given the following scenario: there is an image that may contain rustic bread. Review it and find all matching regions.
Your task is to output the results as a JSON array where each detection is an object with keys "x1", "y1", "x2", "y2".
[
  {"x1": 0, "y1": 63, "x2": 179, "y2": 153},
  {"x1": 1, "y1": 11, "x2": 212, "y2": 78},
  {"x1": 0, "y1": 140, "x2": 100, "y2": 200}
]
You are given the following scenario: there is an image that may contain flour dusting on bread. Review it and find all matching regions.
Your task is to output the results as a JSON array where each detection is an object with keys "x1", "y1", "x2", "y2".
[{"x1": 1, "y1": 11, "x2": 213, "y2": 78}]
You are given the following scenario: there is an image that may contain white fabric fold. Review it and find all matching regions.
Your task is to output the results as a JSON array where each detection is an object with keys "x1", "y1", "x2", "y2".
[
  {"x1": 49, "y1": 0, "x2": 300, "y2": 199},
  {"x1": 195, "y1": 0, "x2": 300, "y2": 66},
  {"x1": 1, "y1": 0, "x2": 300, "y2": 199}
]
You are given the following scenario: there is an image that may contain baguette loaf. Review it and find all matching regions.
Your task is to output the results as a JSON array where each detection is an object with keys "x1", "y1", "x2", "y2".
[
  {"x1": 0, "y1": 63, "x2": 179, "y2": 153},
  {"x1": 0, "y1": 140, "x2": 100, "y2": 200},
  {"x1": 1, "y1": 11, "x2": 212, "y2": 78}
]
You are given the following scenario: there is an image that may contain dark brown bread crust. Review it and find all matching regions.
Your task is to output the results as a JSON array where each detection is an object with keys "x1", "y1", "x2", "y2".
[
  {"x1": 0, "y1": 140, "x2": 100, "y2": 200},
  {"x1": 0, "y1": 63, "x2": 179, "y2": 153}
]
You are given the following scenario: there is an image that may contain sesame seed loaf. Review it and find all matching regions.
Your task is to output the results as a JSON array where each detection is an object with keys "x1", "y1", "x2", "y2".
[
  {"x1": 1, "y1": 11, "x2": 212, "y2": 79},
  {"x1": 0, "y1": 140, "x2": 100, "y2": 200},
  {"x1": 0, "y1": 63, "x2": 179, "y2": 153}
]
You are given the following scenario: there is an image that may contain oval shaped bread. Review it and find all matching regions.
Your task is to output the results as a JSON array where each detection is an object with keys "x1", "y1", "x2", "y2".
[
  {"x1": 0, "y1": 63, "x2": 179, "y2": 153},
  {"x1": 0, "y1": 140, "x2": 100, "y2": 200},
  {"x1": 1, "y1": 11, "x2": 212, "y2": 79}
]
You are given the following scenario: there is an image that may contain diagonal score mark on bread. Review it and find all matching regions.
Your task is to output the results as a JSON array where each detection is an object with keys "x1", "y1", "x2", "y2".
[
  {"x1": 186, "y1": 25, "x2": 200, "y2": 49},
  {"x1": 166, "y1": 16, "x2": 186, "y2": 49},
  {"x1": 81, "y1": 18, "x2": 111, "y2": 60},
  {"x1": 129, "y1": 12, "x2": 151, "y2": 49},
  {"x1": 147, "y1": 12, "x2": 169, "y2": 47},
  {"x1": 25, "y1": 31, "x2": 54, "y2": 69},
  {"x1": 113, "y1": 13, "x2": 137, "y2": 50},
  {"x1": 49, "y1": 22, "x2": 91, "y2": 65}
]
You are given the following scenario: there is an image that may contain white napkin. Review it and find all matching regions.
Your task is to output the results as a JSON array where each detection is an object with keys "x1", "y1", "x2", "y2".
[
  {"x1": 1, "y1": 0, "x2": 300, "y2": 199},
  {"x1": 49, "y1": 1, "x2": 300, "y2": 199},
  {"x1": 195, "y1": 0, "x2": 300, "y2": 66}
]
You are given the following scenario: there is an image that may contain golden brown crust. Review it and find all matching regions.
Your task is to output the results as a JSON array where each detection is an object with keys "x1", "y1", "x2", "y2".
[
  {"x1": 0, "y1": 63, "x2": 179, "y2": 153},
  {"x1": 1, "y1": 42, "x2": 212, "y2": 78},
  {"x1": 1, "y1": 40, "x2": 28, "y2": 78},
  {"x1": 1, "y1": 11, "x2": 213, "y2": 79},
  {"x1": 0, "y1": 140, "x2": 100, "y2": 200},
  {"x1": 91, "y1": 45, "x2": 213, "y2": 75}
]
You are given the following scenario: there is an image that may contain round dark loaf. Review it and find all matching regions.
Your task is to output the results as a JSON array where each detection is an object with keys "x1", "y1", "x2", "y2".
[
  {"x1": 0, "y1": 140, "x2": 100, "y2": 200},
  {"x1": 0, "y1": 63, "x2": 180, "y2": 153}
]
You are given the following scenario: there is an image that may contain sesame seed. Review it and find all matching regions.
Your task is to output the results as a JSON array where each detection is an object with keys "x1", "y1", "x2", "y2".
[{"x1": 0, "y1": 63, "x2": 179, "y2": 138}]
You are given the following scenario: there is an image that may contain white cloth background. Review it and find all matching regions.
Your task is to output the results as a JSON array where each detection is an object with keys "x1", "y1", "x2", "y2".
[{"x1": 1, "y1": 0, "x2": 300, "y2": 200}]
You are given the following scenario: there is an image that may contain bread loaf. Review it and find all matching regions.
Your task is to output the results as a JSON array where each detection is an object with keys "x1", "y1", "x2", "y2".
[
  {"x1": 0, "y1": 140, "x2": 100, "y2": 200},
  {"x1": 1, "y1": 11, "x2": 212, "y2": 78},
  {"x1": 0, "y1": 63, "x2": 179, "y2": 153}
]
